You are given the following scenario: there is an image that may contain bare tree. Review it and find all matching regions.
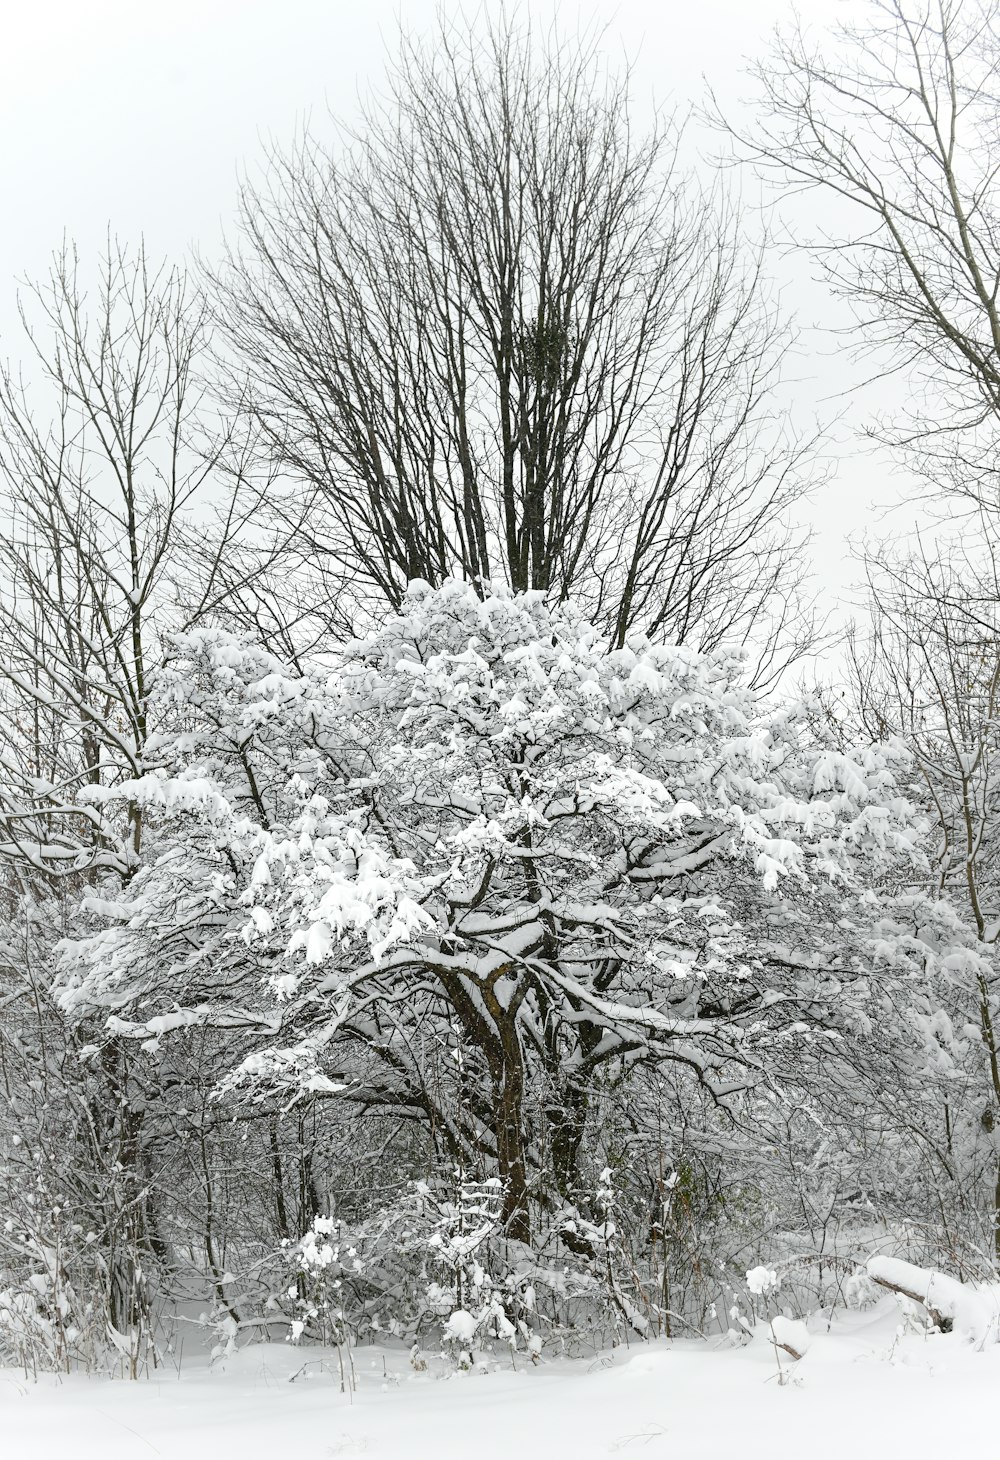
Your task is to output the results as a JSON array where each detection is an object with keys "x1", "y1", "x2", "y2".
[
  {"x1": 0, "y1": 240, "x2": 258, "y2": 880},
  {"x1": 730, "y1": 0, "x2": 1000, "y2": 499},
  {"x1": 211, "y1": 15, "x2": 820, "y2": 686}
]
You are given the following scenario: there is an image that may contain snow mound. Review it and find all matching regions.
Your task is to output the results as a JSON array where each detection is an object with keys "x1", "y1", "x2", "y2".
[
  {"x1": 770, "y1": 1315, "x2": 810, "y2": 1358},
  {"x1": 867, "y1": 1256, "x2": 1000, "y2": 1344}
]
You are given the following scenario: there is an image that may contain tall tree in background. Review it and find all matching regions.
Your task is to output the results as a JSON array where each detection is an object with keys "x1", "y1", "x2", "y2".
[
  {"x1": 212, "y1": 16, "x2": 819, "y2": 687},
  {"x1": 0, "y1": 240, "x2": 276, "y2": 877},
  {"x1": 735, "y1": 0, "x2": 1000, "y2": 506},
  {"x1": 0, "y1": 243, "x2": 216, "y2": 879}
]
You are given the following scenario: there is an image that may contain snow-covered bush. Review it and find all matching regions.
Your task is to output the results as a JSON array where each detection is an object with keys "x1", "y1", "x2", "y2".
[
  {"x1": 287, "y1": 1213, "x2": 362, "y2": 1348},
  {"x1": 400, "y1": 1176, "x2": 540, "y2": 1364},
  {"x1": 0, "y1": 1204, "x2": 100, "y2": 1375}
]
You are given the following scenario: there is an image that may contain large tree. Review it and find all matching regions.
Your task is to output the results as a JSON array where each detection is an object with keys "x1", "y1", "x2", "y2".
[
  {"x1": 211, "y1": 16, "x2": 818, "y2": 687},
  {"x1": 60, "y1": 581, "x2": 942, "y2": 1261},
  {"x1": 727, "y1": 0, "x2": 1000, "y2": 1257}
]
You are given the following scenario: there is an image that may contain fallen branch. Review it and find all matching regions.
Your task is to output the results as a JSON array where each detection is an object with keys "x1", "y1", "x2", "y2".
[{"x1": 866, "y1": 1257, "x2": 954, "y2": 1332}]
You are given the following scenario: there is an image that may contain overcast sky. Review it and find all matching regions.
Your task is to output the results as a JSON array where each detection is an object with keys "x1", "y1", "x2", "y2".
[{"x1": 0, "y1": 0, "x2": 910, "y2": 626}]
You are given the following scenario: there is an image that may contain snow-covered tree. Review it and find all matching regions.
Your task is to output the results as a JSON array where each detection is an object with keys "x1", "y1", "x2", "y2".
[
  {"x1": 851, "y1": 546, "x2": 1000, "y2": 1263},
  {"x1": 57, "y1": 582, "x2": 965, "y2": 1302}
]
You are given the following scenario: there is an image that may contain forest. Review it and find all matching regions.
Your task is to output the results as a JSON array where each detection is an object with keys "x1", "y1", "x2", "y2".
[{"x1": 2, "y1": 0, "x2": 1000, "y2": 1391}]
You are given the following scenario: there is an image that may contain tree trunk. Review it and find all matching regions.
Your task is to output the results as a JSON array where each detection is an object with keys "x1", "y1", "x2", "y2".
[
  {"x1": 495, "y1": 1020, "x2": 531, "y2": 1244},
  {"x1": 548, "y1": 1080, "x2": 589, "y2": 1203}
]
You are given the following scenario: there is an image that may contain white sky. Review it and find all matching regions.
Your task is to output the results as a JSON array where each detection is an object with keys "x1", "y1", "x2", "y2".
[{"x1": 0, "y1": 0, "x2": 913, "y2": 630}]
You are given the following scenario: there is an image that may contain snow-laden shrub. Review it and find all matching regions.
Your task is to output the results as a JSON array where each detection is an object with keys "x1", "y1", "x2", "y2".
[
  {"x1": 266, "y1": 1173, "x2": 639, "y2": 1365},
  {"x1": 0, "y1": 1214, "x2": 99, "y2": 1375},
  {"x1": 411, "y1": 1176, "x2": 540, "y2": 1364},
  {"x1": 0, "y1": 916, "x2": 160, "y2": 1377},
  {"x1": 0, "y1": 1182, "x2": 152, "y2": 1377},
  {"x1": 287, "y1": 1213, "x2": 363, "y2": 1348}
]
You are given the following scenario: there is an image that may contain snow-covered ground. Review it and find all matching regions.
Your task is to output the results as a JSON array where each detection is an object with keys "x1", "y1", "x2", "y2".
[{"x1": 3, "y1": 1297, "x2": 998, "y2": 1460}]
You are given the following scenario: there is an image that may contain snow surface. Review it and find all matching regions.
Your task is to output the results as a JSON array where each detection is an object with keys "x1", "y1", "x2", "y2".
[{"x1": 3, "y1": 1298, "x2": 1000, "y2": 1460}]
